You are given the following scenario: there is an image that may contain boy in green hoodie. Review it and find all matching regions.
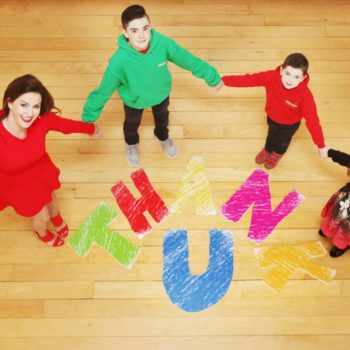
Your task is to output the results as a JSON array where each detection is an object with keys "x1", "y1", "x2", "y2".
[{"x1": 82, "y1": 4, "x2": 222, "y2": 167}]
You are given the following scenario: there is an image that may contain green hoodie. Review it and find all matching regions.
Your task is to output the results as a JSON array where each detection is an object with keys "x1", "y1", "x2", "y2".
[{"x1": 82, "y1": 29, "x2": 221, "y2": 122}]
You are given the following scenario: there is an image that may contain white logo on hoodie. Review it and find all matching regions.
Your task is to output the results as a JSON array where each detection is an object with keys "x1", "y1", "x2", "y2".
[{"x1": 285, "y1": 100, "x2": 298, "y2": 108}]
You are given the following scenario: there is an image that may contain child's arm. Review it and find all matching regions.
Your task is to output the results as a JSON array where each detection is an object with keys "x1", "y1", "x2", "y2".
[
  {"x1": 44, "y1": 112, "x2": 96, "y2": 136},
  {"x1": 328, "y1": 149, "x2": 350, "y2": 167},
  {"x1": 166, "y1": 38, "x2": 221, "y2": 86},
  {"x1": 221, "y1": 71, "x2": 270, "y2": 87},
  {"x1": 81, "y1": 59, "x2": 122, "y2": 123},
  {"x1": 301, "y1": 90, "x2": 326, "y2": 150}
]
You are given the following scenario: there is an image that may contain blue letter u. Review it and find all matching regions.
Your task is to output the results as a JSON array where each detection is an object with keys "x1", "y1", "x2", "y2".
[{"x1": 163, "y1": 229, "x2": 234, "y2": 312}]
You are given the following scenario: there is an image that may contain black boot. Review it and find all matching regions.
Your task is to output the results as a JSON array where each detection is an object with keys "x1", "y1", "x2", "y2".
[
  {"x1": 318, "y1": 229, "x2": 326, "y2": 237},
  {"x1": 330, "y1": 245, "x2": 350, "y2": 258}
]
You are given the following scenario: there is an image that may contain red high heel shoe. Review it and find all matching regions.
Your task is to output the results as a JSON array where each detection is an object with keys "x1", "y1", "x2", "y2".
[
  {"x1": 33, "y1": 230, "x2": 64, "y2": 247},
  {"x1": 51, "y1": 213, "x2": 69, "y2": 238}
]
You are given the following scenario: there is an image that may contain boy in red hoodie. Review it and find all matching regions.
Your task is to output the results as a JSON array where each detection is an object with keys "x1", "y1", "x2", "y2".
[{"x1": 222, "y1": 53, "x2": 328, "y2": 169}]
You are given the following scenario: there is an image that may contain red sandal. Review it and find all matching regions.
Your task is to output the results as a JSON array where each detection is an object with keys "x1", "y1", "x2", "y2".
[
  {"x1": 51, "y1": 213, "x2": 69, "y2": 238},
  {"x1": 33, "y1": 230, "x2": 64, "y2": 247}
]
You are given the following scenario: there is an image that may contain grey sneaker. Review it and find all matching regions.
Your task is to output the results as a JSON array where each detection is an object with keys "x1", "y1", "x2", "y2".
[
  {"x1": 126, "y1": 143, "x2": 140, "y2": 167},
  {"x1": 159, "y1": 138, "x2": 178, "y2": 159}
]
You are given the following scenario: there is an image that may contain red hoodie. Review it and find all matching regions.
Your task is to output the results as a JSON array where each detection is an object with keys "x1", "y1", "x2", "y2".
[{"x1": 222, "y1": 66, "x2": 325, "y2": 148}]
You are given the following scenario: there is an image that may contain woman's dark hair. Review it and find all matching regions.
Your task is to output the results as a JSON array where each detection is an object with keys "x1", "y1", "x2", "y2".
[
  {"x1": 282, "y1": 53, "x2": 309, "y2": 75},
  {"x1": 121, "y1": 4, "x2": 149, "y2": 29},
  {"x1": 2, "y1": 74, "x2": 60, "y2": 117}
]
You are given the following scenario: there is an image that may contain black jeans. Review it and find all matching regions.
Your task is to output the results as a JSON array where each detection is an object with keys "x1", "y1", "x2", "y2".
[
  {"x1": 123, "y1": 97, "x2": 170, "y2": 145},
  {"x1": 265, "y1": 116, "x2": 300, "y2": 154}
]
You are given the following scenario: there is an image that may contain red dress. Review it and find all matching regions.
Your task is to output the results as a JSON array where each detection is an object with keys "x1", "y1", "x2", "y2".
[
  {"x1": 0, "y1": 111, "x2": 95, "y2": 217},
  {"x1": 319, "y1": 149, "x2": 350, "y2": 249},
  {"x1": 320, "y1": 185, "x2": 350, "y2": 249}
]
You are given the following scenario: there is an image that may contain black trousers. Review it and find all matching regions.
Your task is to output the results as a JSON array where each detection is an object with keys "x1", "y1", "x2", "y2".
[
  {"x1": 123, "y1": 97, "x2": 170, "y2": 145},
  {"x1": 265, "y1": 116, "x2": 300, "y2": 154}
]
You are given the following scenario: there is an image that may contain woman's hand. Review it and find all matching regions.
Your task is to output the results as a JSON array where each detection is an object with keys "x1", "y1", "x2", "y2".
[{"x1": 92, "y1": 124, "x2": 103, "y2": 138}]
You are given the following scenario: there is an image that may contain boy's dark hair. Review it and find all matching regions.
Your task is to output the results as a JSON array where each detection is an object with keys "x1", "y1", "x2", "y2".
[
  {"x1": 121, "y1": 4, "x2": 149, "y2": 29},
  {"x1": 282, "y1": 53, "x2": 309, "y2": 75}
]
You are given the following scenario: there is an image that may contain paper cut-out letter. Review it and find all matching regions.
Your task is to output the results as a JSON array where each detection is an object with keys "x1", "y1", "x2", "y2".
[
  {"x1": 170, "y1": 156, "x2": 216, "y2": 215},
  {"x1": 221, "y1": 169, "x2": 304, "y2": 243},
  {"x1": 163, "y1": 229, "x2": 234, "y2": 312},
  {"x1": 111, "y1": 169, "x2": 169, "y2": 237},
  {"x1": 68, "y1": 202, "x2": 140, "y2": 268},
  {"x1": 255, "y1": 241, "x2": 336, "y2": 292}
]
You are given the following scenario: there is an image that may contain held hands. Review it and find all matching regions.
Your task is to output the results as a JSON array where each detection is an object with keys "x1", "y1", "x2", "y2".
[
  {"x1": 318, "y1": 146, "x2": 329, "y2": 158},
  {"x1": 92, "y1": 124, "x2": 103, "y2": 138},
  {"x1": 211, "y1": 80, "x2": 224, "y2": 92}
]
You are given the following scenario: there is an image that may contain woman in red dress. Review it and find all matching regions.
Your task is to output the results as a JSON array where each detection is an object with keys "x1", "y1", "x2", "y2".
[{"x1": 0, "y1": 74, "x2": 100, "y2": 247}]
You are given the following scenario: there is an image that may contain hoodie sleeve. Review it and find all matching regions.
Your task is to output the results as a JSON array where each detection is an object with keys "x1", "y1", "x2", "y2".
[
  {"x1": 328, "y1": 149, "x2": 350, "y2": 167},
  {"x1": 222, "y1": 71, "x2": 271, "y2": 87},
  {"x1": 82, "y1": 57, "x2": 122, "y2": 122},
  {"x1": 301, "y1": 89, "x2": 325, "y2": 148},
  {"x1": 165, "y1": 37, "x2": 221, "y2": 86}
]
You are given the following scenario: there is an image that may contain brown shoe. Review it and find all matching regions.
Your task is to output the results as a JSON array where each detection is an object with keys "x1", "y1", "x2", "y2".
[
  {"x1": 264, "y1": 151, "x2": 283, "y2": 169},
  {"x1": 255, "y1": 149, "x2": 271, "y2": 164}
]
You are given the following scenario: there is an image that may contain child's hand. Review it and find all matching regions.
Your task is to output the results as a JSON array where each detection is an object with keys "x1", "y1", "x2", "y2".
[
  {"x1": 318, "y1": 146, "x2": 329, "y2": 158},
  {"x1": 92, "y1": 124, "x2": 103, "y2": 138},
  {"x1": 211, "y1": 80, "x2": 223, "y2": 92}
]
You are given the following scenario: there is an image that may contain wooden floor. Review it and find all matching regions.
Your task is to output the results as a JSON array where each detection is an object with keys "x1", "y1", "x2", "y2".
[{"x1": 1, "y1": 0, "x2": 350, "y2": 349}]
